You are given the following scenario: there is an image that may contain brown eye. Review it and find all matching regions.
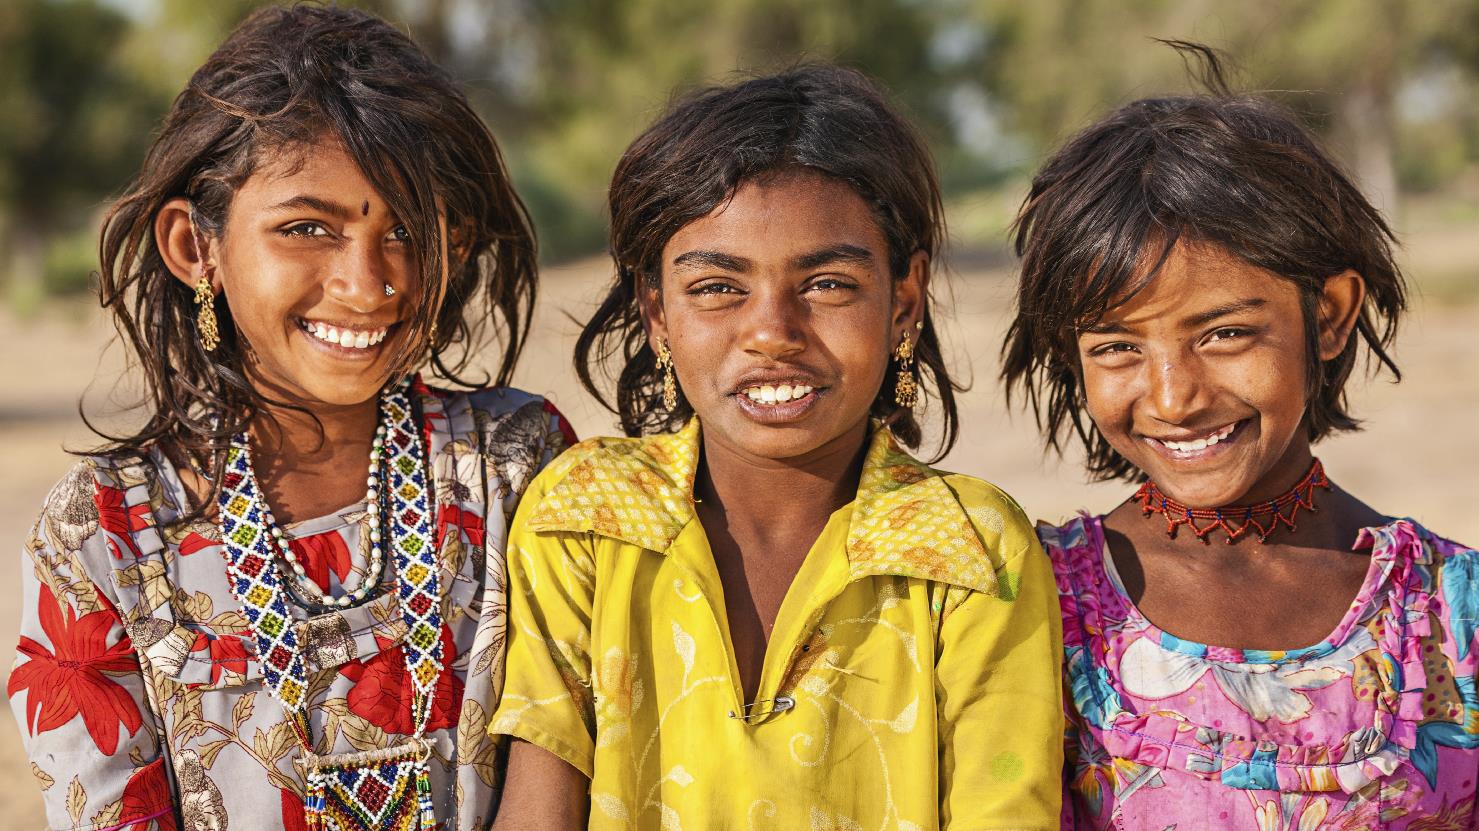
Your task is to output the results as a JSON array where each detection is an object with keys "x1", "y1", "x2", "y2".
[{"x1": 280, "y1": 222, "x2": 328, "y2": 238}]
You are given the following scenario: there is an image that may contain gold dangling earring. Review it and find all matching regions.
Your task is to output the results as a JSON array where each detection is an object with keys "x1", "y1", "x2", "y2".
[
  {"x1": 194, "y1": 268, "x2": 220, "y2": 352},
  {"x1": 656, "y1": 338, "x2": 678, "y2": 411},
  {"x1": 893, "y1": 328, "x2": 918, "y2": 409}
]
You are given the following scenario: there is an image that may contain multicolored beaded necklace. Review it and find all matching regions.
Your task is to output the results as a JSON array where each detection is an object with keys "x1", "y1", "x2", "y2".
[
  {"x1": 216, "y1": 380, "x2": 442, "y2": 830},
  {"x1": 1133, "y1": 458, "x2": 1331, "y2": 544}
]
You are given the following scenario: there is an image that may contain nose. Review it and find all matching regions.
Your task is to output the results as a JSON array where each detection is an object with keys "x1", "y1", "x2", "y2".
[
  {"x1": 323, "y1": 239, "x2": 398, "y2": 315},
  {"x1": 1144, "y1": 351, "x2": 1210, "y2": 426},
  {"x1": 737, "y1": 287, "x2": 806, "y2": 360}
]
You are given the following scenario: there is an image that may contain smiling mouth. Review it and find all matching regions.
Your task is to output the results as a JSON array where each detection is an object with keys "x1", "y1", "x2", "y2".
[
  {"x1": 298, "y1": 319, "x2": 392, "y2": 351},
  {"x1": 1144, "y1": 419, "x2": 1248, "y2": 458},
  {"x1": 739, "y1": 383, "x2": 816, "y2": 405}
]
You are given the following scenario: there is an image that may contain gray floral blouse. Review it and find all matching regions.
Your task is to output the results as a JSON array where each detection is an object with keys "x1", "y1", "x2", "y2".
[{"x1": 7, "y1": 384, "x2": 573, "y2": 831}]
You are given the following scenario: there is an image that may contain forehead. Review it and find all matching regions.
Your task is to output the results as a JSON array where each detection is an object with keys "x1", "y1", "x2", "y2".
[
  {"x1": 1093, "y1": 241, "x2": 1300, "y2": 327},
  {"x1": 663, "y1": 170, "x2": 887, "y2": 262},
  {"x1": 237, "y1": 138, "x2": 374, "y2": 198}
]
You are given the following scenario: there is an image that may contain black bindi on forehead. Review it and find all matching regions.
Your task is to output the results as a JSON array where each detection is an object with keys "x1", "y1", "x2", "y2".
[{"x1": 361, "y1": 200, "x2": 370, "y2": 217}]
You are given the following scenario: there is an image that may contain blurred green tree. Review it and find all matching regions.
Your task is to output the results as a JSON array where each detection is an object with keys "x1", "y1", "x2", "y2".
[{"x1": 0, "y1": 0, "x2": 159, "y2": 298}]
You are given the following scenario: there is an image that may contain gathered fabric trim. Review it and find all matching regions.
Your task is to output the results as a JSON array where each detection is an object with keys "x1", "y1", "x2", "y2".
[{"x1": 1047, "y1": 514, "x2": 1437, "y2": 793}]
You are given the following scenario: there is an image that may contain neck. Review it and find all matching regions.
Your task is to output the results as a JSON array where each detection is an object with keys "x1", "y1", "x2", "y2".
[
  {"x1": 244, "y1": 382, "x2": 388, "y2": 525},
  {"x1": 695, "y1": 419, "x2": 871, "y2": 542}
]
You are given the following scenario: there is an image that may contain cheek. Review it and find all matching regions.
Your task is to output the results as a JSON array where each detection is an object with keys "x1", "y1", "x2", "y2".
[{"x1": 1079, "y1": 365, "x2": 1134, "y2": 431}]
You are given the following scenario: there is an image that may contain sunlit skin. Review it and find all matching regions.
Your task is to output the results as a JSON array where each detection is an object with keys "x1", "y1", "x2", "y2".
[
  {"x1": 156, "y1": 138, "x2": 442, "y2": 522},
  {"x1": 640, "y1": 170, "x2": 925, "y2": 699},
  {"x1": 1084, "y1": 241, "x2": 1385, "y2": 650}
]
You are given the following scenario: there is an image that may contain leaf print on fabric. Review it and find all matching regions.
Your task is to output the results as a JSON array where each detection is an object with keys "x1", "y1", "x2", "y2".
[
  {"x1": 67, "y1": 776, "x2": 87, "y2": 825},
  {"x1": 672, "y1": 622, "x2": 696, "y2": 679},
  {"x1": 8, "y1": 584, "x2": 143, "y2": 755},
  {"x1": 42, "y1": 463, "x2": 100, "y2": 554},
  {"x1": 338, "y1": 624, "x2": 464, "y2": 735},
  {"x1": 1442, "y1": 549, "x2": 1479, "y2": 660},
  {"x1": 1118, "y1": 629, "x2": 1375, "y2": 723},
  {"x1": 120, "y1": 757, "x2": 177, "y2": 831}
]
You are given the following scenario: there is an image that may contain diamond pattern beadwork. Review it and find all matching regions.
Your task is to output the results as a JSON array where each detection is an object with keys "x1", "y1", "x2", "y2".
[{"x1": 217, "y1": 380, "x2": 442, "y2": 828}]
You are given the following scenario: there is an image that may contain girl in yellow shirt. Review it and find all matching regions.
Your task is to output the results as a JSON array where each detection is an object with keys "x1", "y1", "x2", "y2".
[{"x1": 490, "y1": 65, "x2": 1064, "y2": 830}]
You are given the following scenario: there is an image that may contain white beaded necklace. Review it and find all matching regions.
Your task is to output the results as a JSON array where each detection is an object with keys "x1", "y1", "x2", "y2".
[{"x1": 245, "y1": 423, "x2": 389, "y2": 609}]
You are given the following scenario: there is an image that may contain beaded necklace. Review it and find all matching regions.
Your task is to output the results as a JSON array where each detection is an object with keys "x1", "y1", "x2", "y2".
[
  {"x1": 1133, "y1": 458, "x2": 1331, "y2": 544},
  {"x1": 262, "y1": 424, "x2": 388, "y2": 613},
  {"x1": 216, "y1": 381, "x2": 441, "y2": 830}
]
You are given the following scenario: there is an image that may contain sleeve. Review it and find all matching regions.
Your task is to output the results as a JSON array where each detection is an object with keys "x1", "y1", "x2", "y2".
[
  {"x1": 7, "y1": 464, "x2": 173, "y2": 830},
  {"x1": 936, "y1": 535, "x2": 1065, "y2": 830},
  {"x1": 486, "y1": 466, "x2": 598, "y2": 779}
]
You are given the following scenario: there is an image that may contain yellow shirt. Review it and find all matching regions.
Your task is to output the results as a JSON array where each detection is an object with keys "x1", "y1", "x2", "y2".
[{"x1": 490, "y1": 420, "x2": 1063, "y2": 829}]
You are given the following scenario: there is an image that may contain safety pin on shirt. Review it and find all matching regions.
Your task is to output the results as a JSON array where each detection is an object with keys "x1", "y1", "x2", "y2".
[{"x1": 728, "y1": 695, "x2": 796, "y2": 722}]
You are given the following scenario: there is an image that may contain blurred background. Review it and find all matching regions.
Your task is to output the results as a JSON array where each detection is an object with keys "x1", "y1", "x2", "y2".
[{"x1": 2, "y1": 0, "x2": 1477, "y2": 823}]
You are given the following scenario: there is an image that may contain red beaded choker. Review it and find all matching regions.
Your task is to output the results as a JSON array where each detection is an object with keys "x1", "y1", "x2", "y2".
[{"x1": 1133, "y1": 459, "x2": 1331, "y2": 544}]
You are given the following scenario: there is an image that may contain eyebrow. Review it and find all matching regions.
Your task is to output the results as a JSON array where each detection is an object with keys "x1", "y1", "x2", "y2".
[
  {"x1": 671, "y1": 250, "x2": 751, "y2": 272},
  {"x1": 1083, "y1": 297, "x2": 1269, "y2": 335},
  {"x1": 792, "y1": 244, "x2": 875, "y2": 271},
  {"x1": 1185, "y1": 298, "x2": 1267, "y2": 327},
  {"x1": 670, "y1": 244, "x2": 876, "y2": 274},
  {"x1": 265, "y1": 195, "x2": 354, "y2": 219}
]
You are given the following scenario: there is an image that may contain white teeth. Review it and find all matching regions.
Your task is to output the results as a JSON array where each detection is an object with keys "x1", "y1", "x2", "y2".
[
  {"x1": 303, "y1": 321, "x2": 389, "y2": 350},
  {"x1": 1160, "y1": 422, "x2": 1237, "y2": 452},
  {"x1": 742, "y1": 384, "x2": 815, "y2": 404}
]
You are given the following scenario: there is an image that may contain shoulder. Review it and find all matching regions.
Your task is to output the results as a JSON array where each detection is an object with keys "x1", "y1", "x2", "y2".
[
  {"x1": 423, "y1": 382, "x2": 577, "y2": 456},
  {"x1": 936, "y1": 472, "x2": 1040, "y2": 565},
  {"x1": 521, "y1": 432, "x2": 674, "y2": 510}
]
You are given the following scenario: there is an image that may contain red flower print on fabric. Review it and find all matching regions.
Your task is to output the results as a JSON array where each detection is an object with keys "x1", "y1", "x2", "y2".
[
  {"x1": 121, "y1": 757, "x2": 177, "y2": 831},
  {"x1": 338, "y1": 624, "x2": 463, "y2": 735},
  {"x1": 94, "y1": 481, "x2": 149, "y2": 560},
  {"x1": 178, "y1": 531, "x2": 216, "y2": 557},
  {"x1": 7, "y1": 584, "x2": 143, "y2": 755},
  {"x1": 189, "y1": 632, "x2": 251, "y2": 685},
  {"x1": 287, "y1": 530, "x2": 354, "y2": 592},
  {"x1": 280, "y1": 788, "x2": 309, "y2": 831},
  {"x1": 439, "y1": 505, "x2": 485, "y2": 550}
]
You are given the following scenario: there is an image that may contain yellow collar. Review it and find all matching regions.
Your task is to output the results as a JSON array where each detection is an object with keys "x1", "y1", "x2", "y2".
[{"x1": 526, "y1": 419, "x2": 998, "y2": 595}]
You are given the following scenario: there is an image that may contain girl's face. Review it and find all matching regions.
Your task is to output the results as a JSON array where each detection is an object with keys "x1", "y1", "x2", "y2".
[
  {"x1": 643, "y1": 170, "x2": 925, "y2": 465},
  {"x1": 1076, "y1": 241, "x2": 1362, "y2": 507},
  {"x1": 211, "y1": 139, "x2": 428, "y2": 409}
]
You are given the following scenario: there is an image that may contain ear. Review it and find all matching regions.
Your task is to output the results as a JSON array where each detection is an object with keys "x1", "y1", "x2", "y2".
[
  {"x1": 636, "y1": 270, "x2": 668, "y2": 350},
  {"x1": 155, "y1": 197, "x2": 218, "y2": 294},
  {"x1": 891, "y1": 251, "x2": 930, "y2": 340},
  {"x1": 1315, "y1": 269, "x2": 1365, "y2": 361}
]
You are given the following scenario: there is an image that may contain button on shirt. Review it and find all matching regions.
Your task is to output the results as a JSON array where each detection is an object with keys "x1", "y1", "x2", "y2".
[{"x1": 490, "y1": 419, "x2": 1063, "y2": 829}]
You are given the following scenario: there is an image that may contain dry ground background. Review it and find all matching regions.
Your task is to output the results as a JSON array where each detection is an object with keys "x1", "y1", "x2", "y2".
[{"x1": 0, "y1": 249, "x2": 1474, "y2": 824}]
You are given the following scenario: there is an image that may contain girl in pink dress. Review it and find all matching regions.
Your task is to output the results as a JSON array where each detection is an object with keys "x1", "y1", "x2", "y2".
[{"x1": 1002, "y1": 45, "x2": 1479, "y2": 829}]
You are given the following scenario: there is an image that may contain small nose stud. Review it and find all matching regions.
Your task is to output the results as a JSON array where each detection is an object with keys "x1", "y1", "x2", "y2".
[{"x1": 383, "y1": 284, "x2": 396, "y2": 297}]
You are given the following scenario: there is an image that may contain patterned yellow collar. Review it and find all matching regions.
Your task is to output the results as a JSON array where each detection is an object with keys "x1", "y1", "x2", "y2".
[{"x1": 526, "y1": 419, "x2": 998, "y2": 595}]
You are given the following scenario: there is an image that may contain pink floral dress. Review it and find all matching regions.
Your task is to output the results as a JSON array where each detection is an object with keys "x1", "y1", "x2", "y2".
[{"x1": 1041, "y1": 515, "x2": 1479, "y2": 829}]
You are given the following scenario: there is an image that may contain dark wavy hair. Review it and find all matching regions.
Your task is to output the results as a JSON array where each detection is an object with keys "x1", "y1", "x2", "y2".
[
  {"x1": 92, "y1": 4, "x2": 536, "y2": 491},
  {"x1": 575, "y1": 64, "x2": 961, "y2": 456},
  {"x1": 1002, "y1": 43, "x2": 1406, "y2": 482}
]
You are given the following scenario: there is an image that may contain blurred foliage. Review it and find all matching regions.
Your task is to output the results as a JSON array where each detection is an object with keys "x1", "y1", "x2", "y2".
[{"x1": 2, "y1": 0, "x2": 1478, "y2": 296}]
